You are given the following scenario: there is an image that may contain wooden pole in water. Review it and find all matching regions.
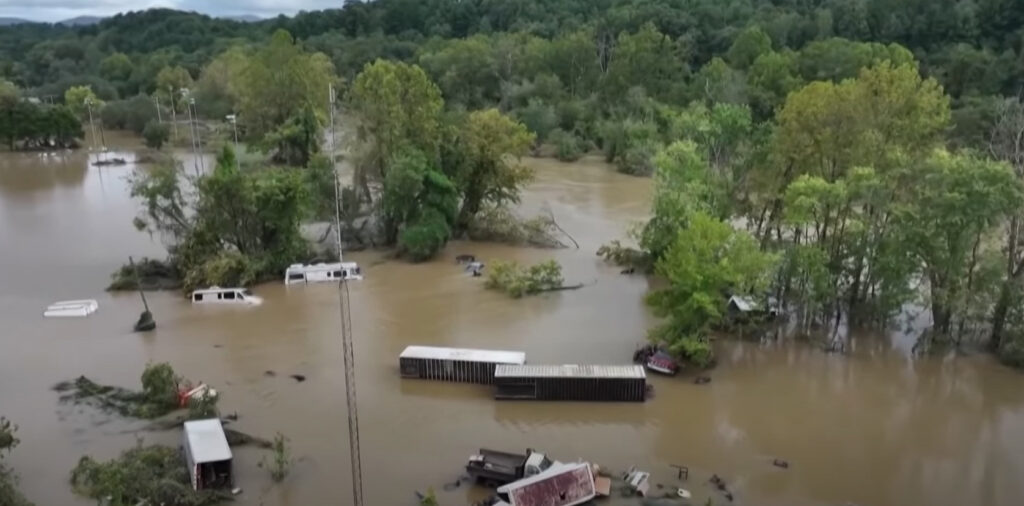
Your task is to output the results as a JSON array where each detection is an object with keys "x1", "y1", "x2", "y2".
[
  {"x1": 129, "y1": 256, "x2": 150, "y2": 312},
  {"x1": 129, "y1": 256, "x2": 155, "y2": 332}
]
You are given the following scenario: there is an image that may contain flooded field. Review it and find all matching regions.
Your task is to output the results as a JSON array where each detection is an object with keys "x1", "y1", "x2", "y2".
[{"x1": 2, "y1": 140, "x2": 1024, "y2": 506}]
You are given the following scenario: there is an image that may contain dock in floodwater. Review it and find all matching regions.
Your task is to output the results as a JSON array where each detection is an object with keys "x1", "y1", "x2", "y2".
[{"x1": 493, "y1": 364, "x2": 647, "y2": 402}]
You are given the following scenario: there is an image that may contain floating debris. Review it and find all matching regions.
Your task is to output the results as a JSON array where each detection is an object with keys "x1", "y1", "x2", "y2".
[
  {"x1": 694, "y1": 376, "x2": 711, "y2": 385},
  {"x1": 455, "y1": 254, "x2": 476, "y2": 264},
  {"x1": 772, "y1": 458, "x2": 790, "y2": 469},
  {"x1": 289, "y1": 374, "x2": 306, "y2": 383}
]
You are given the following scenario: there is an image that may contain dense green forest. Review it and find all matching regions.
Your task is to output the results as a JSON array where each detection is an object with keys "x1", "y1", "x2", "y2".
[{"x1": 3, "y1": 0, "x2": 1024, "y2": 368}]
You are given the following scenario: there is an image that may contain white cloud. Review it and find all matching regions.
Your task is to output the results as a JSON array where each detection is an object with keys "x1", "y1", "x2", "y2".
[{"x1": 0, "y1": 0, "x2": 341, "y2": 22}]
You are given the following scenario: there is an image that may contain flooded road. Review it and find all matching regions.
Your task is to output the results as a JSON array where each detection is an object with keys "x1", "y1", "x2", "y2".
[{"x1": 2, "y1": 142, "x2": 1024, "y2": 506}]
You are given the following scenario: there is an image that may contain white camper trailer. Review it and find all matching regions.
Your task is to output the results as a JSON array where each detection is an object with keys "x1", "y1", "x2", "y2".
[{"x1": 284, "y1": 262, "x2": 362, "y2": 284}]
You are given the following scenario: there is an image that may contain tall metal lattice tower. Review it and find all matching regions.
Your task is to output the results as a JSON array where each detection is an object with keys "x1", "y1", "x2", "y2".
[{"x1": 330, "y1": 83, "x2": 364, "y2": 506}]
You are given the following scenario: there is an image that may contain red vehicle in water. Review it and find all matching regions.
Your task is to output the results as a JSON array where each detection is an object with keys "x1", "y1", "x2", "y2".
[{"x1": 633, "y1": 345, "x2": 679, "y2": 376}]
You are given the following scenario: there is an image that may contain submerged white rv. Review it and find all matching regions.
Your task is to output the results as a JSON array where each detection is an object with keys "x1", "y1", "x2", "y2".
[
  {"x1": 284, "y1": 262, "x2": 362, "y2": 284},
  {"x1": 43, "y1": 299, "x2": 99, "y2": 317},
  {"x1": 190, "y1": 287, "x2": 263, "y2": 305}
]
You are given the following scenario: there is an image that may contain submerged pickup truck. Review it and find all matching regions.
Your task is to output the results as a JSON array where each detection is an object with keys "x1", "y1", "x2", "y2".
[{"x1": 466, "y1": 448, "x2": 553, "y2": 487}]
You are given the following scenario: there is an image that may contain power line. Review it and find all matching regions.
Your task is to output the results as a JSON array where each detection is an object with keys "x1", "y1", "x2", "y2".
[{"x1": 331, "y1": 82, "x2": 365, "y2": 506}]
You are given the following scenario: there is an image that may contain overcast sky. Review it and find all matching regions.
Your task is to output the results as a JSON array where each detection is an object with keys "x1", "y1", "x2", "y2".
[{"x1": 0, "y1": 0, "x2": 342, "y2": 22}]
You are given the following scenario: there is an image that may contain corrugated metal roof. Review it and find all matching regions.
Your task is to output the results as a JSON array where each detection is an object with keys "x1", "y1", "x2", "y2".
[
  {"x1": 495, "y1": 364, "x2": 645, "y2": 379},
  {"x1": 729, "y1": 295, "x2": 757, "y2": 312},
  {"x1": 183, "y1": 419, "x2": 232, "y2": 464},
  {"x1": 400, "y1": 345, "x2": 526, "y2": 364}
]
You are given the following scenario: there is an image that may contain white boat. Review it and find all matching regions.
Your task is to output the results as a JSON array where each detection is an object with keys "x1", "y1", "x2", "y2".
[
  {"x1": 284, "y1": 262, "x2": 362, "y2": 284},
  {"x1": 43, "y1": 299, "x2": 99, "y2": 317},
  {"x1": 190, "y1": 287, "x2": 263, "y2": 305}
]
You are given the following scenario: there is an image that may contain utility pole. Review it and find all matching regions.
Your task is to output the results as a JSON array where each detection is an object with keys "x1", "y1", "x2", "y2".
[
  {"x1": 227, "y1": 114, "x2": 241, "y2": 171},
  {"x1": 85, "y1": 98, "x2": 98, "y2": 152},
  {"x1": 183, "y1": 89, "x2": 199, "y2": 176},
  {"x1": 168, "y1": 86, "x2": 178, "y2": 140},
  {"x1": 190, "y1": 97, "x2": 204, "y2": 172},
  {"x1": 332, "y1": 82, "x2": 364, "y2": 506}
]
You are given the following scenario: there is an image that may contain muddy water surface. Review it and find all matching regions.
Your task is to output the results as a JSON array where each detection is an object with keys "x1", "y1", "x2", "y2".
[{"x1": 1, "y1": 145, "x2": 1023, "y2": 506}]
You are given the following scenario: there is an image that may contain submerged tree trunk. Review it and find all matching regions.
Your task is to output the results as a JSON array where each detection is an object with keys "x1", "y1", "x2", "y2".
[{"x1": 991, "y1": 284, "x2": 1012, "y2": 350}]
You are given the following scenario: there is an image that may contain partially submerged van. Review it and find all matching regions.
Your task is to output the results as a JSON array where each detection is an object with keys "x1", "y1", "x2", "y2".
[
  {"x1": 182, "y1": 419, "x2": 233, "y2": 491},
  {"x1": 190, "y1": 287, "x2": 263, "y2": 305}
]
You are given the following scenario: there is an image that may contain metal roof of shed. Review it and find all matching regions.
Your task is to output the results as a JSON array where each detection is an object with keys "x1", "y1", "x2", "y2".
[
  {"x1": 495, "y1": 364, "x2": 645, "y2": 379},
  {"x1": 183, "y1": 419, "x2": 232, "y2": 464},
  {"x1": 400, "y1": 345, "x2": 526, "y2": 364}
]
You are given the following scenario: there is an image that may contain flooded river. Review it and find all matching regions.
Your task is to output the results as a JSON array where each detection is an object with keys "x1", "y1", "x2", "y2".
[{"x1": 2, "y1": 138, "x2": 1024, "y2": 506}]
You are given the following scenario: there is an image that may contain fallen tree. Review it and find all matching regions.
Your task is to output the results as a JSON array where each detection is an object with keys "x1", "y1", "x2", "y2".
[
  {"x1": 54, "y1": 363, "x2": 202, "y2": 419},
  {"x1": 466, "y1": 206, "x2": 566, "y2": 248}
]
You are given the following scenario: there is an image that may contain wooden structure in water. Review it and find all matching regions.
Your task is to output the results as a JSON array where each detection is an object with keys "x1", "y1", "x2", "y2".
[
  {"x1": 493, "y1": 364, "x2": 647, "y2": 402},
  {"x1": 399, "y1": 345, "x2": 526, "y2": 384}
]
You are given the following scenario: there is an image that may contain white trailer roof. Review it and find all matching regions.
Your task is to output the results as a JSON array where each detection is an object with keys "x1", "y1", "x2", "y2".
[
  {"x1": 400, "y1": 345, "x2": 526, "y2": 364},
  {"x1": 495, "y1": 364, "x2": 646, "y2": 379},
  {"x1": 183, "y1": 419, "x2": 232, "y2": 464}
]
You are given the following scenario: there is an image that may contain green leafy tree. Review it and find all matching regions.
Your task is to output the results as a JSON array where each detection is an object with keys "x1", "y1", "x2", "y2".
[
  {"x1": 727, "y1": 26, "x2": 773, "y2": 69},
  {"x1": 239, "y1": 30, "x2": 334, "y2": 139},
  {"x1": 646, "y1": 213, "x2": 778, "y2": 366},
  {"x1": 64, "y1": 85, "x2": 101, "y2": 119},
  {"x1": 99, "y1": 52, "x2": 133, "y2": 83},
  {"x1": 154, "y1": 65, "x2": 193, "y2": 113},
  {"x1": 454, "y1": 108, "x2": 535, "y2": 230},
  {"x1": 747, "y1": 50, "x2": 803, "y2": 119},
  {"x1": 419, "y1": 35, "x2": 500, "y2": 108},
  {"x1": 350, "y1": 60, "x2": 444, "y2": 184},
  {"x1": 142, "y1": 120, "x2": 170, "y2": 150},
  {"x1": 895, "y1": 151, "x2": 1021, "y2": 336},
  {"x1": 195, "y1": 47, "x2": 249, "y2": 120},
  {"x1": 604, "y1": 23, "x2": 686, "y2": 101},
  {"x1": 263, "y1": 105, "x2": 321, "y2": 166}
]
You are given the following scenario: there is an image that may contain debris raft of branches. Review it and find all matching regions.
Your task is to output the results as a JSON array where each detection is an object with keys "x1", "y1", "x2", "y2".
[
  {"x1": 70, "y1": 443, "x2": 229, "y2": 506},
  {"x1": 467, "y1": 206, "x2": 566, "y2": 248},
  {"x1": 54, "y1": 363, "x2": 199, "y2": 420},
  {"x1": 485, "y1": 260, "x2": 575, "y2": 298}
]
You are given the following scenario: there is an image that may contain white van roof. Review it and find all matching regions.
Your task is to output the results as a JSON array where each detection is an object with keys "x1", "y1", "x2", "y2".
[
  {"x1": 192, "y1": 286, "x2": 246, "y2": 294},
  {"x1": 286, "y1": 262, "x2": 359, "y2": 271},
  {"x1": 183, "y1": 419, "x2": 232, "y2": 464}
]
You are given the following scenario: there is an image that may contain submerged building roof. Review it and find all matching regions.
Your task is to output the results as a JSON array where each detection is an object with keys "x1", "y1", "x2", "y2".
[{"x1": 495, "y1": 364, "x2": 645, "y2": 379}]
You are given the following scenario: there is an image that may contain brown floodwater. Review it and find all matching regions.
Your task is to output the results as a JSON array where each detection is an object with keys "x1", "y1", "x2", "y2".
[{"x1": 2, "y1": 139, "x2": 1024, "y2": 506}]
